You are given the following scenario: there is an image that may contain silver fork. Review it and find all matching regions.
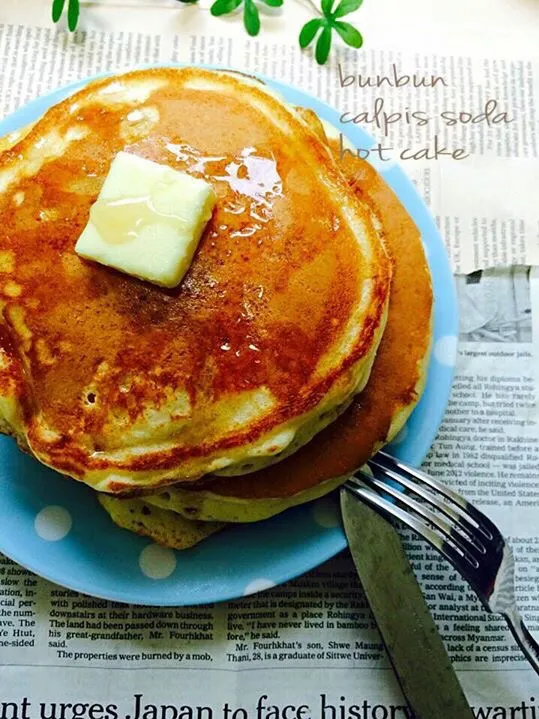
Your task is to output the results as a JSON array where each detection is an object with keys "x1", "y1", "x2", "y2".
[{"x1": 344, "y1": 450, "x2": 539, "y2": 675}]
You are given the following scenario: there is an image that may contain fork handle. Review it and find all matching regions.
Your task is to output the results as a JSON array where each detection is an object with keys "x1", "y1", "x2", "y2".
[{"x1": 504, "y1": 608, "x2": 539, "y2": 676}]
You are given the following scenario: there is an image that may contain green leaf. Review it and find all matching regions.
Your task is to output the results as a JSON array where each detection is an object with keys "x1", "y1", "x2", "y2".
[
  {"x1": 332, "y1": 20, "x2": 362, "y2": 47},
  {"x1": 332, "y1": 0, "x2": 362, "y2": 18},
  {"x1": 243, "y1": 0, "x2": 260, "y2": 35},
  {"x1": 211, "y1": 0, "x2": 242, "y2": 15},
  {"x1": 315, "y1": 24, "x2": 331, "y2": 64},
  {"x1": 67, "y1": 0, "x2": 80, "y2": 30},
  {"x1": 52, "y1": 0, "x2": 66, "y2": 23},
  {"x1": 299, "y1": 18, "x2": 323, "y2": 48},
  {"x1": 321, "y1": 0, "x2": 334, "y2": 16},
  {"x1": 260, "y1": 0, "x2": 284, "y2": 7}
]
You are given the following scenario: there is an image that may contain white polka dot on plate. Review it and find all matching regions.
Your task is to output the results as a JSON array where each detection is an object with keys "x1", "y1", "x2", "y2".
[
  {"x1": 139, "y1": 544, "x2": 177, "y2": 580},
  {"x1": 433, "y1": 335, "x2": 458, "y2": 367},
  {"x1": 244, "y1": 578, "x2": 275, "y2": 596},
  {"x1": 34, "y1": 505, "x2": 72, "y2": 541},
  {"x1": 312, "y1": 496, "x2": 341, "y2": 528}
]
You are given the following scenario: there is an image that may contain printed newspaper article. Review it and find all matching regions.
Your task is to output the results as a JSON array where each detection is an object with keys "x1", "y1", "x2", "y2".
[{"x1": 0, "y1": 1, "x2": 537, "y2": 713}]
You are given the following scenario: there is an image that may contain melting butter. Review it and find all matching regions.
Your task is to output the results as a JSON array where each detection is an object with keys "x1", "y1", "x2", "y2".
[
  {"x1": 89, "y1": 175, "x2": 186, "y2": 246},
  {"x1": 75, "y1": 152, "x2": 216, "y2": 288}
]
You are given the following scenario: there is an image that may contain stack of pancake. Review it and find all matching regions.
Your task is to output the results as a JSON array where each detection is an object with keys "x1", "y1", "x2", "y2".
[{"x1": 0, "y1": 68, "x2": 432, "y2": 550}]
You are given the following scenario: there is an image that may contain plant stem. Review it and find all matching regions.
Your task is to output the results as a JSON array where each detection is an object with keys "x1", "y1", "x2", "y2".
[{"x1": 297, "y1": 0, "x2": 322, "y2": 17}]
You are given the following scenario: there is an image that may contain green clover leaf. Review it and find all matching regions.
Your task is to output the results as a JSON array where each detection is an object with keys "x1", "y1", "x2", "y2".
[
  {"x1": 315, "y1": 23, "x2": 332, "y2": 65},
  {"x1": 299, "y1": 0, "x2": 363, "y2": 64},
  {"x1": 52, "y1": 0, "x2": 66, "y2": 22},
  {"x1": 243, "y1": 0, "x2": 261, "y2": 35},
  {"x1": 299, "y1": 18, "x2": 323, "y2": 48},
  {"x1": 211, "y1": 0, "x2": 279, "y2": 35},
  {"x1": 321, "y1": 0, "x2": 335, "y2": 15},
  {"x1": 332, "y1": 0, "x2": 363, "y2": 18},
  {"x1": 67, "y1": 0, "x2": 80, "y2": 30},
  {"x1": 332, "y1": 20, "x2": 363, "y2": 48},
  {"x1": 211, "y1": 0, "x2": 243, "y2": 15},
  {"x1": 52, "y1": 0, "x2": 79, "y2": 31}
]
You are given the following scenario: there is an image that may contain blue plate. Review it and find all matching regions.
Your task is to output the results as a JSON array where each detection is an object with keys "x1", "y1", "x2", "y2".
[{"x1": 0, "y1": 71, "x2": 458, "y2": 605}]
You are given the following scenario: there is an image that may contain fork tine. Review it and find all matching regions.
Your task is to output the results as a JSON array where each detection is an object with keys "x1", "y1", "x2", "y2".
[
  {"x1": 344, "y1": 480, "x2": 477, "y2": 572},
  {"x1": 351, "y1": 471, "x2": 486, "y2": 564},
  {"x1": 367, "y1": 462, "x2": 488, "y2": 555},
  {"x1": 373, "y1": 453, "x2": 472, "y2": 512},
  {"x1": 375, "y1": 451, "x2": 502, "y2": 544},
  {"x1": 350, "y1": 455, "x2": 539, "y2": 676}
]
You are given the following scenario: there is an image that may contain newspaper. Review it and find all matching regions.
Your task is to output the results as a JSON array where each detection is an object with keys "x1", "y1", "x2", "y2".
[{"x1": 1, "y1": 1, "x2": 538, "y2": 714}]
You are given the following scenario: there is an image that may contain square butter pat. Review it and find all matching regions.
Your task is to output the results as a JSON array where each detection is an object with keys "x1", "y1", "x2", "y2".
[{"x1": 75, "y1": 151, "x2": 216, "y2": 288}]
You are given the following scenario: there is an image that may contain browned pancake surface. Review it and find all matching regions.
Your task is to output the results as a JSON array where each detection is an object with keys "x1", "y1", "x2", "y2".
[{"x1": 197, "y1": 136, "x2": 433, "y2": 499}]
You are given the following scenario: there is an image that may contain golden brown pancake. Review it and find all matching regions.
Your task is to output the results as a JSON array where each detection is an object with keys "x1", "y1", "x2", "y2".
[
  {"x1": 145, "y1": 118, "x2": 433, "y2": 523},
  {"x1": 0, "y1": 68, "x2": 391, "y2": 492},
  {"x1": 98, "y1": 494, "x2": 223, "y2": 550}
]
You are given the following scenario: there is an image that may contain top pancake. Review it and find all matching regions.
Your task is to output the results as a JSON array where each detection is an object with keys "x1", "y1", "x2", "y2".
[
  {"x1": 169, "y1": 115, "x2": 433, "y2": 506},
  {"x1": 0, "y1": 67, "x2": 391, "y2": 492}
]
